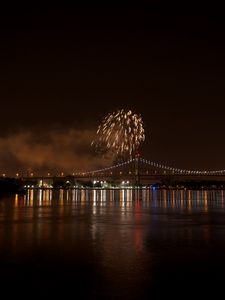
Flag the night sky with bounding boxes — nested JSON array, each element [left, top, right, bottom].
[[1, 4, 225, 174]]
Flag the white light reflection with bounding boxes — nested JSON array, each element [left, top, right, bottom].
[[38, 189, 43, 205], [127, 189, 132, 207], [93, 189, 97, 207], [92, 189, 97, 215], [121, 189, 125, 208], [100, 189, 106, 203], [72, 189, 76, 202]]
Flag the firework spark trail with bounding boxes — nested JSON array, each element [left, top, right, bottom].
[[92, 109, 145, 158]]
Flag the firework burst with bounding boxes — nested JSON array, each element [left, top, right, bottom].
[[92, 109, 145, 158]]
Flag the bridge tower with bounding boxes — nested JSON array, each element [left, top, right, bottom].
[[135, 153, 140, 186]]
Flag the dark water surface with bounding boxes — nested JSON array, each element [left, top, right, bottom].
[[0, 188, 225, 298]]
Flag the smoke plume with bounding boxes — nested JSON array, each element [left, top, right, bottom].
[[0, 129, 113, 176]]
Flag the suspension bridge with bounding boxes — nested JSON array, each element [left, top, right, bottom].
[[21, 156, 225, 188]]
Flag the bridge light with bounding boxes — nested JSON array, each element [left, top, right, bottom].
[[16, 173, 19, 177], [2, 173, 6, 177], [48, 173, 50, 176], [31, 173, 34, 176], [61, 172, 64, 176]]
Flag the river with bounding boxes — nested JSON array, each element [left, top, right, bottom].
[[0, 188, 224, 298]]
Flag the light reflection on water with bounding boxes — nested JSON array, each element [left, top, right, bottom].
[[13, 188, 225, 211], [1, 188, 225, 298]]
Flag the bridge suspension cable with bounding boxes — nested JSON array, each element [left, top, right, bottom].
[[73, 158, 135, 176], [140, 158, 225, 175]]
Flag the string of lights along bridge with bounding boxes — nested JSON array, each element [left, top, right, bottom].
[[72, 156, 225, 177]]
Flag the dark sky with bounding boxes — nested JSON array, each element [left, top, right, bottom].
[[1, 4, 225, 173]]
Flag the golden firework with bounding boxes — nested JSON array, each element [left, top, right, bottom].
[[92, 109, 145, 158]]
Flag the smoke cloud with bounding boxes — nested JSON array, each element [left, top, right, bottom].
[[0, 129, 113, 176]]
